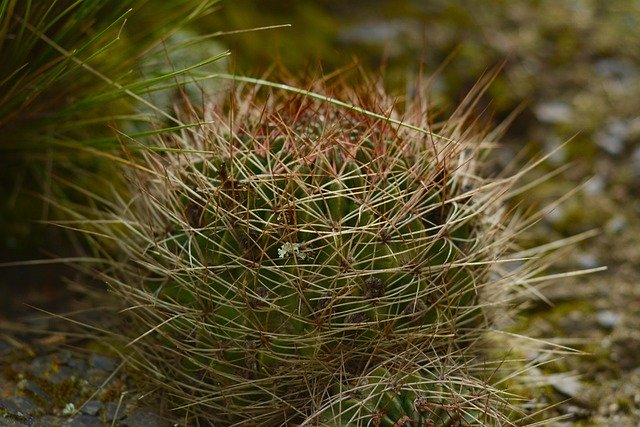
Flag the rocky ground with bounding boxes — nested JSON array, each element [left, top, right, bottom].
[[519, 220, 640, 426], [0, 315, 169, 427]]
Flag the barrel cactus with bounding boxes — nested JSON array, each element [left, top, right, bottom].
[[318, 365, 502, 426], [77, 78, 539, 425]]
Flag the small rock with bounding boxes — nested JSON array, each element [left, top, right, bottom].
[[88, 354, 117, 372], [583, 176, 605, 195], [605, 215, 627, 234], [548, 373, 583, 398], [103, 401, 126, 422], [594, 59, 636, 83], [37, 415, 66, 427], [66, 414, 105, 427], [79, 400, 102, 416], [0, 339, 12, 355], [595, 120, 630, 155], [577, 253, 599, 269], [65, 355, 88, 372], [121, 408, 170, 427], [534, 101, 573, 124], [21, 380, 51, 403], [596, 310, 621, 329]]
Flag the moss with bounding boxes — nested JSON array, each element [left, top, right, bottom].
[[18, 372, 80, 413]]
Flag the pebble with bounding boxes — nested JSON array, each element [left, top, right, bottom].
[[0, 340, 13, 356], [66, 415, 106, 427], [79, 400, 102, 416], [583, 176, 605, 195], [534, 101, 573, 124], [121, 408, 171, 427], [577, 253, 599, 269], [548, 373, 583, 398], [605, 215, 627, 234], [594, 59, 636, 84], [88, 354, 117, 372], [597, 310, 621, 329], [595, 119, 630, 155], [104, 401, 126, 422], [21, 380, 50, 402]]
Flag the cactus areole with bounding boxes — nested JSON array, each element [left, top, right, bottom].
[[104, 82, 519, 425]]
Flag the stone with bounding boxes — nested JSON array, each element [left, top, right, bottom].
[[121, 408, 170, 427], [79, 400, 102, 416], [103, 402, 126, 422], [66, 414, 104, 427], [596, 310, 621, 329], [88, 354, 117, 372]]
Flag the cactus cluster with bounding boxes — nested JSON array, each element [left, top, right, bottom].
[[79, 79, 532, 425]]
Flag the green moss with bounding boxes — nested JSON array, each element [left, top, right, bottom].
[[23, 373, 80, 411]]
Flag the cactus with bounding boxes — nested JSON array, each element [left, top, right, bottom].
[[317, 366, 500, 426], [74, 78, 536, 425]]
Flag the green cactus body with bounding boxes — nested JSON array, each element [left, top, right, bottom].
[[90, 84, 523, 425], [319, 367, 488, 426]]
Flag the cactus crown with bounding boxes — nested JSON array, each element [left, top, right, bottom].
[[78, 79, 529, 425]]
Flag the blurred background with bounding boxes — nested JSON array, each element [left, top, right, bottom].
[[1, 0, 639, 424]]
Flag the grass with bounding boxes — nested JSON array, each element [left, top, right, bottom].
[[0, 0, 222, 147], [0, 0, 228, 268]]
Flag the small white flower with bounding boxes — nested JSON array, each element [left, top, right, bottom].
[[278, 242, 307, 260], [62, 402, 75, 415]]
